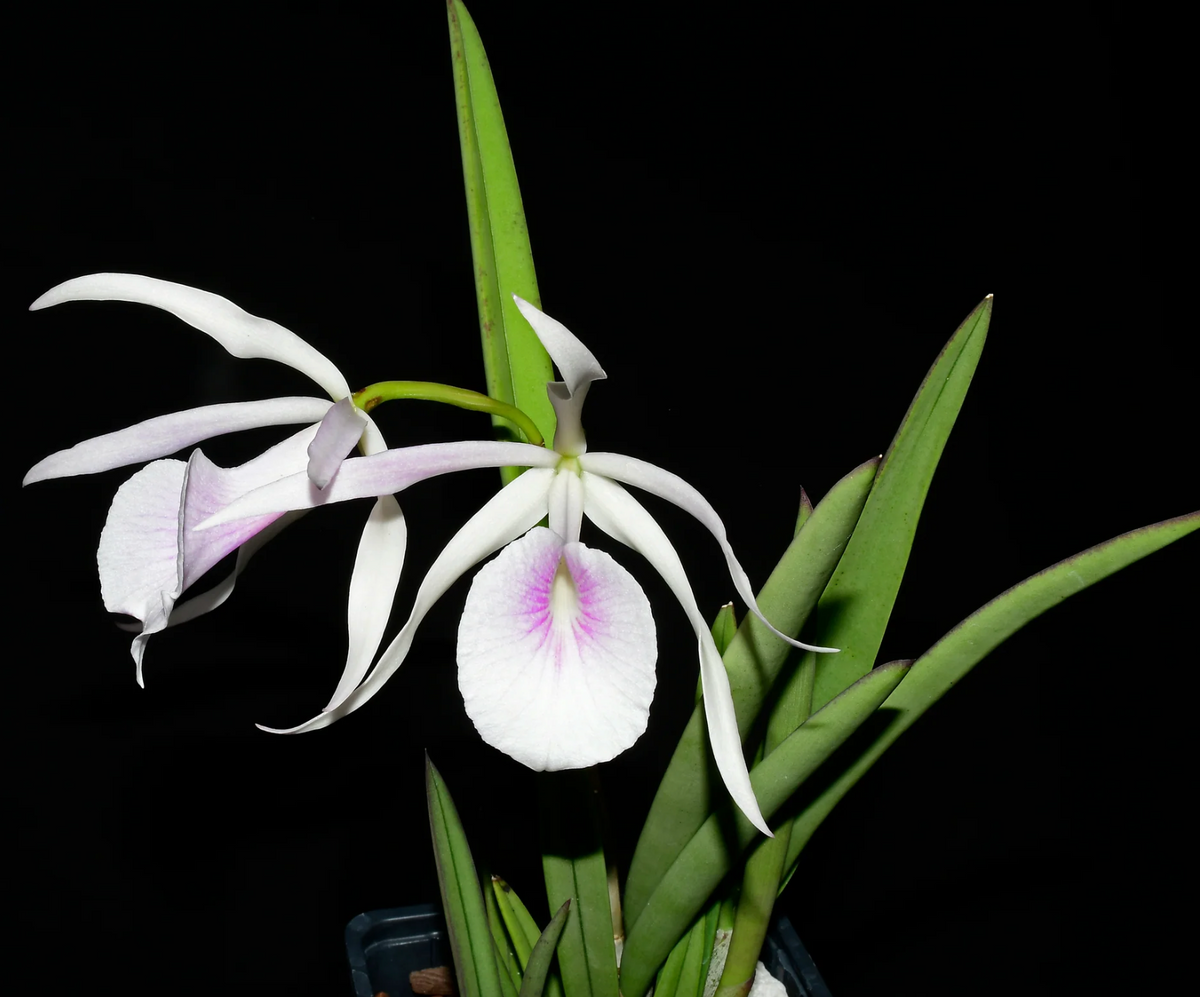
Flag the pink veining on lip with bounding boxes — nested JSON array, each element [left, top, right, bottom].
[[456, 524, 657, 772]]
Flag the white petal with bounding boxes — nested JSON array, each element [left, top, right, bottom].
[[458, 528, 657, 771], [31, 274, 351, 400], [579, 471, 772, 836], [579, 453, 839, 654], [197, 440, 559, 529], [511, 294, 607, 397], [97, 459, 188, 687], [258, 467, 557, 734], [329, 495, 407, 709], [23, 397, 334, 485], [306, 397, 366, 488]]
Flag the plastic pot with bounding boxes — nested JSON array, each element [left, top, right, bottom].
[[345, 904, 831, 997]]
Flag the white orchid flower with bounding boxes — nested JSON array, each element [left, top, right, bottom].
[[23, 274, 405, 687], [199, 294, 836, 834]]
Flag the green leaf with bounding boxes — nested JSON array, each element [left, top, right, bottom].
[[710, 603, 739, 657], [715, 617, 817, 997], [652, 923, 688, 997], [675, 910, 712, 997], [485, 878, 523, 997], [623, 458, 878, 932], [492, 876, 537, 969], [794, 487, 814, 535], [809, 296, 992, 711], [491, 877, 565, 997], [697, 604, 739, 704], [779, 509, 1200, 881], [427, 755, 504, 997], [696, 901, 722, 997], [447, 0, 555, 481], [519, 900, 573, 997], [655, 901, 721, 997], [539, 771, 619, 997], [620, 661, 913, 997]]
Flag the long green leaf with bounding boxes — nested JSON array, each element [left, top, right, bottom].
[[675, 910, 711, 997], [427, 755, 504, 997], [520, 900, 573, 997], [447, 0, 555, 481], [623, 458, 877, 931], [780, 509, 1200, 880], [492, 876, 537, 969], [653, 921, 689, 997], [491, 877, 565, 997], [809, 296, 992, 710], [484, 879, 522, 997], [539, 771, 619, 997], [620, 661, 913, 997], [716, 490, 819, 997]]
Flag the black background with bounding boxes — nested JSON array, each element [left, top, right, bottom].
[[11, 3, 1191, 995]]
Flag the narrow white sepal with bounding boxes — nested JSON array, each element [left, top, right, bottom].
[[23, 397, 334, 485], [197, 440, 559, 529], [30, 273, 352, 400], [328, 495, 407, 709], [512, 295, 606, 456], [580, 471, 772, 836], [579, 452, 839, 654], [257, 467, 557, 734], [511, 294, 607, 397]]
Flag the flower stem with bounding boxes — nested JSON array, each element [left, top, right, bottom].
[[353, 380, 545, 447]]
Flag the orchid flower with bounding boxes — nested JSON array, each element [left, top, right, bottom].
[[22, 274, 404, 687], [199, 295, 837, 833]]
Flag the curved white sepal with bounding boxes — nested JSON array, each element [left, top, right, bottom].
[[307, 397, 366, 488], [30, 273, 352, 400], [511, 294, 606, 397], [328, 495, 407, 709], [458, 528, 657, 771], [580, 453, 839, 654], [580, 471, 772, 836], [512, 295, 605, 456], [258, 467, 557, 734], [23, 397, 334, 485], [197, 440, 559, 529]]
